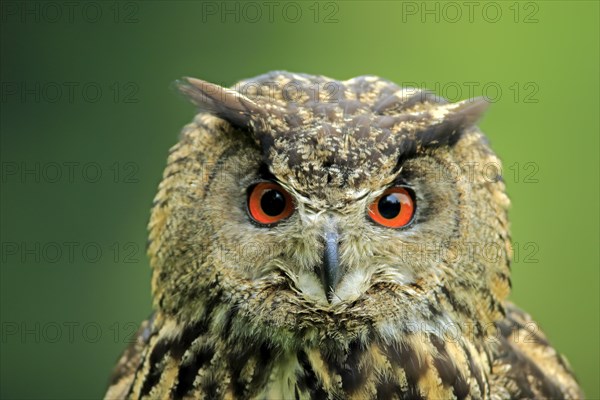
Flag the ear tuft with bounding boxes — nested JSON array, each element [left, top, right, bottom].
[[175, 77, 263, 130], [417, 97, 490, 148]]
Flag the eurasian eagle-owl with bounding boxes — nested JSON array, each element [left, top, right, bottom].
[[105, 71, 582, 399]]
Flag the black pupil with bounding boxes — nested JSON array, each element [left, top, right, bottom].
[[378, 194, 401, 219], [261, 189, 286, 216]]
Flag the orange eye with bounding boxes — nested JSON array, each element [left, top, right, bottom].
[[247, 182, 295, 225], [368, 187, 415, 228]]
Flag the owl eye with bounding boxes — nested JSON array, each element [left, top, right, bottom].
[[247, 182, 295, 225], [368, 187, 415, 228]]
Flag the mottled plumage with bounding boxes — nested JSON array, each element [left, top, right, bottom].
[[105, 72, 582, 399]]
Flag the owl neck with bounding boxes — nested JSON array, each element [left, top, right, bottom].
[[158, 273, 502, 355], [154, 264, 505, 351]]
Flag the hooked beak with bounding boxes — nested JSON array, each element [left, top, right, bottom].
[[320, 228, 342, 302]]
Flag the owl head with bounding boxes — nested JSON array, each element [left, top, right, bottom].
[[148, 72, 511, 345]]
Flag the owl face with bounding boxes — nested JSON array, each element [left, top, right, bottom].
[[149, 72, 511, 338], [204, 146, 462, 304]]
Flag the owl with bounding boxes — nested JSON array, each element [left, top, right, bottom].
[[105, 72, 583, 399]]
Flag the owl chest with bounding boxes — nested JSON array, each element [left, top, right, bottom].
[[172, 345, 302, 399], [135, 333, 487, 399], [242, 341, 488, 400]]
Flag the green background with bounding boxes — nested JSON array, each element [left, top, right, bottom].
[[1, 1, 598, 398]]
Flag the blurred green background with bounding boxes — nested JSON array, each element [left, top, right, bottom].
[[1, 1, 598, 398]]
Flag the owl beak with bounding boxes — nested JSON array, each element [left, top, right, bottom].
[[320, 229, 342, 302]]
